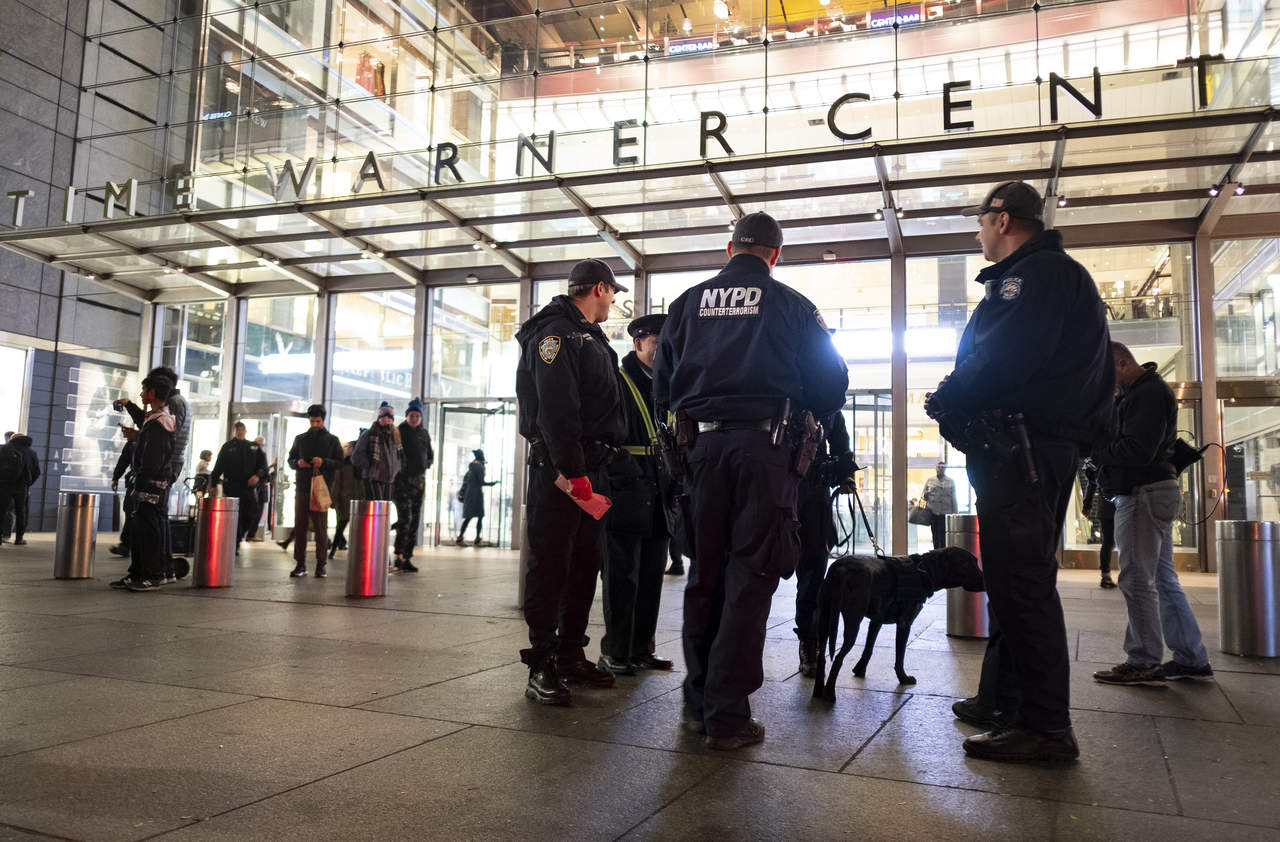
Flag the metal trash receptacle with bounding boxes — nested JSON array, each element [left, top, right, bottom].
[[54, 492, 99, 579], [346, 500, 391, 597], [193, 496, 238, 588], [1217, 520, 1279, 658], [945, 514, 989, 638]]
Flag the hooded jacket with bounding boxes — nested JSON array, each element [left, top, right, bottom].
[[515, 295, 625, 477], [132, 408, 176, 491], [1094, 362, 1178, 496], [0, 435, 38, 487]]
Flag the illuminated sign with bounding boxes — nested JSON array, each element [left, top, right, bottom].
[[201, 110, 233, 120], [869, 6, 922, 28], [667, 37, 716, 56]]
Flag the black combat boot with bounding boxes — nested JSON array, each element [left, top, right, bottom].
[[526, 656, 571, 706], [798, 639, 819, 678]]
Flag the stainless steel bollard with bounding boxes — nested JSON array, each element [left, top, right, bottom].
[[945, 514, 989, 638], [54, 492, 99, 579], [193, 496, 238, 588], [346, 500, 391, 597], [1217, 521, 1279, 658]]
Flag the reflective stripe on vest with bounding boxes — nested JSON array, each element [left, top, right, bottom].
[[618, 366, 658, 457]]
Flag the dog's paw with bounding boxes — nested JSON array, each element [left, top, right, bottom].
[[851, 666, 866, 678], [821, 686, 837, 703], [896, 674, 917, 686]]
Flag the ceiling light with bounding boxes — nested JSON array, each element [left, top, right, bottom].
[[873, 210, 882, 220], [713, 0, 730, 20], [1057, 196, 1067, 207], [472, 242, 483, 250], [1235, 183, 1246, 195], [895, 209, 904, 219], [85, 273, 95, 280], [822, 249, 837, 261], [682, 17, 692, 31], [465, 273, 479, 284], [819, 0, 830, 6], [1208, 185, 1220, 197]]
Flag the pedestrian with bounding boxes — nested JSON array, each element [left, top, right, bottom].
[[109, 374, 176, 591], [653, 211, 849, 750], [929, 181, 1114, 763], [515, 257, 627, 705], [1091, 343, 1213, 685], [329, 441, 358, 560], [0, 433, 40, 546], [194, 449, 213, 497], [921, 461, 958, 550], [393, 397, 433, 571], [285, 404, 343, 578], [1081, 461, 1117, 589], [353, 402, 403, 502], [109, 439, 136, 557], [455, 450, 496, 546], [209, 421, 269, 554], [121, 366, 190, 581], [599, 314, 676, 676]]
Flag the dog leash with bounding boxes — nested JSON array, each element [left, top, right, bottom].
[[830, 486, 886, 558]]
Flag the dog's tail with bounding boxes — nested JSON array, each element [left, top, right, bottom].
[[812, 564, 839, 698]]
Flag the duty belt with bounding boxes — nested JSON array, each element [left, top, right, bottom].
[[696, 419, 772, 433]]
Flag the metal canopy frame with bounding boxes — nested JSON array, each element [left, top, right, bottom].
[[1, 108, 1277, 303]]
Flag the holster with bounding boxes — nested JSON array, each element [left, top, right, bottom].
[[790, 412, 823, 478], [657, 410, 695, 480]]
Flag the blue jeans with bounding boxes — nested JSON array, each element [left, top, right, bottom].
[[1114, 479, 1209, 668]]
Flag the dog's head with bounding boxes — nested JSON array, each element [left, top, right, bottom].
[[916, 546, 985, 592]]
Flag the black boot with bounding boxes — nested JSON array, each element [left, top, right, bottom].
[[798, 639, 819, 678], [525, 657, 571, 706]]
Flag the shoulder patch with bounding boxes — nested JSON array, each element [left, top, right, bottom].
[[814, 309, 829, 331], [998, 277, 1023, 301], [538, 335, 562, 364]]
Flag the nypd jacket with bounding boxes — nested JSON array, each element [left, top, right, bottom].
[[209, 437, 268, 497], [654, 254, 849, 420], [932, 230, 1114, 448], [515, 295, 625, 478], [1094, 363, 1178, 496]]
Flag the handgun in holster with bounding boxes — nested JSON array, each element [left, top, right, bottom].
[[927, 395, 1038, 485], [789, 409, 823, 478], [528, 439, 550, 468], [657, 409, 696, 480]]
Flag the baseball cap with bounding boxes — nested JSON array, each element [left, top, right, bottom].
[[567, 258, 628, 293], [731, 211, 783, 249], [627, 313, 666, 339], [961, 181, 1044, 222]]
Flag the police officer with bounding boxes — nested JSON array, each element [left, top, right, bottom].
[[209, 421, 269, 554], [654, 212, 848, 750], [599, 313, 676, 676], [928, 181, 1113, 763], [794, 410, 857, 677], [515, 258, 627, 705]]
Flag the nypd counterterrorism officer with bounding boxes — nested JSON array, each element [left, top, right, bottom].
[[515, 258, 627, 705], [654, 212, 849, 750], [599, 314, 676, 676], [209, 421, 269, 553], [928, 181, 1113, 763], [795, 409, 857, 677]]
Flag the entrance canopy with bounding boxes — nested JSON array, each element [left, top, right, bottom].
[[1, 107, 1276, 303]]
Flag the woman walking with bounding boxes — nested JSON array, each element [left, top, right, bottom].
[[456, 449, 496, 546]]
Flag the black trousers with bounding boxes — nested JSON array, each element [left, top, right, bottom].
[[930, 513, 947, 550], [793, 477, 832, 644], [683, 429, 799, 738], [237, 491, 260, 545], [602, 505, 670, 661], [393, 473, 425, 559], [0, 483, 28, 539], [968, 439, 1078, 733], [522, 463, 609, 663], [1098, 515, 1115, 575], [128, 500, 166, 581]]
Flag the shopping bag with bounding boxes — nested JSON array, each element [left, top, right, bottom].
[[907, 503, 932, 525], [310, 468, 332, 512]]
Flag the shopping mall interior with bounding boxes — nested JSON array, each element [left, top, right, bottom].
[[0, 0, 1278, 838]]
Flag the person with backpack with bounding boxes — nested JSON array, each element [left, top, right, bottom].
[[110, 374, 176, 591], [0, 433, 39, 546]]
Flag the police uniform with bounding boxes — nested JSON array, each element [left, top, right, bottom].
[[600, 314, 674, 675], [515, 258, 627, 704], [209, 433, 269, 550], [654, 213, 849, 744], [931, 182, 1113, 749]]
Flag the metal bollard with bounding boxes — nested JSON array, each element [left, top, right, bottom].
[[945, 514, 989, 638], [193, 496, 238, 588], [346, 500, 391, 597], [54, 492, 99, 579], [1217, 521, 1279, 658]]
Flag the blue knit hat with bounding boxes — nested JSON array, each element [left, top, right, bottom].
[[377, 401, 394, 419], [407, 397, 425, 415]]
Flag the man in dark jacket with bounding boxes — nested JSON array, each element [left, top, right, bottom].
[[654, 212, 849, 750], [110, 374, 175, 591], [122, 366, 190, 580], [210, 421, 269, 554], [0, 433, 40, 546], [110, 440, 136, 556], [599, 314, 676, 676], [515, 257, 627, 706], [930, 181, 1114, 763], [285, 404, 343, 578], [1092, 343, 1212, 686], [393, 397, 434, 572]]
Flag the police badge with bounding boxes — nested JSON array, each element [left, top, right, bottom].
[[538, 335, 561, 364], [998, 277, 1023, 300]]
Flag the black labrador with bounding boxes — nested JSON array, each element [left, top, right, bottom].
[[812, 546, 984, 702]]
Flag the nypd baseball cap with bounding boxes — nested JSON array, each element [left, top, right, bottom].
[[731, 211, 784, 249], [567, 258, 628, 293], [961, 181, 1044, 222]]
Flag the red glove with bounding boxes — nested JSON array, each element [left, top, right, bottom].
[[567, 475, 593, 501]]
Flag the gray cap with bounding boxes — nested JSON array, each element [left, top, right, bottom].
[[961, 181, 1044, 222], [567, 258, 628, 293], [731, 211, 783, 249]]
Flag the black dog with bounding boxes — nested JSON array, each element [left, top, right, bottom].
[[812, 546, 984, 701]]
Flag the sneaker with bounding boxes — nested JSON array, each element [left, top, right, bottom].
[[705, 718, 765, 751], [400, 560, 419, 573], [126, 578, 163, 592], [315, 565, 327, 579], [1158, 660, 1214, 681], [454, 537, 465, 546], [1099, 574, 1117, 589], [163, 574, 177, 584], [1092, 662, 1166, 686], [109, 576, 135, 590], [289, 566, 308, 578]]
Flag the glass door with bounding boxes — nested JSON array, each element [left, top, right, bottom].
[[1220, 387, 1280, 524], [837, 390, 893, 556], [228, 402, 311, 539], [432, 400, 516, 547]]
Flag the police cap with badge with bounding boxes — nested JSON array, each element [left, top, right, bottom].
[[627, 313, 666, 339], [567, 258, 629, 295], [962, 181, 1045, 303]]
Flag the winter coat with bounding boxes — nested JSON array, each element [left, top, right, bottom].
[[398, 421, 434, 475], [461, 460, 494, 519], [287, 427, 344, 494], [330, 455, 360, 516], [353, 425, 403, 485]]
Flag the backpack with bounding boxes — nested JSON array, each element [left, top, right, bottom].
[[0, 446, 24, 484]]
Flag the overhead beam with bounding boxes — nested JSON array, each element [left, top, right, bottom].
[[91, 230, 235, 298], [1041, 126, 1069, 228], [3, 240, 154, 302], [705, 163, 745, 221], [873, 147, 904, 256], [422, 195, 529, 279], [1197, 108, 1274, 236], [187, 220, 325, 293], [557, 181, 644, 271], [298, 210, 422, 286]]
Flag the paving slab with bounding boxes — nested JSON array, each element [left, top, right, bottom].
[[0, 664, 77, 692], [313, 611, 528, 649], [1071, 660, 1242, 722], [0, 620, 223, 666], [1158, 717, 1280, 828], [1214, 671, 1280, 727]]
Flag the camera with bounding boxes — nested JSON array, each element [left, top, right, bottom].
[[112, 399, 126, 412]]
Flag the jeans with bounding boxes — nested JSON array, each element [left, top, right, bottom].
[[1115, 479, 1209, 668]]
